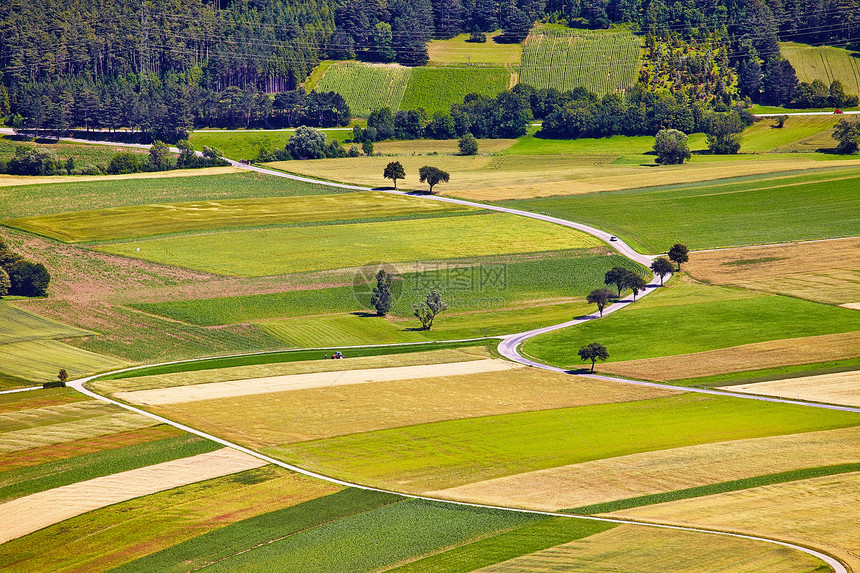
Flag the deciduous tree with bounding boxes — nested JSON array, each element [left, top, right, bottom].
[[370, 269, 394, 315], [650, 258, 673, 285], [419, 166, 450, 193], [413, 290, 448, 329], [384, 161, 406, 188], [578, 342, 609, 372], [833, 118, 860, 154], [668, 243, 689, 270], [654, 129, 690, 164], [587, 288, 613, 317], [458, 133, 478, 155]]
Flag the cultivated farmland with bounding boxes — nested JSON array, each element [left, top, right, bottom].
[[782, 42, 860, 99], [520, 27, 641, 95], [315, 63, 411, 117], [399, 66, 513, 114]]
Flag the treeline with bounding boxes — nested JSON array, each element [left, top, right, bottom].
[[0, 238, 50, 298], [0, 141, 227, 176], [8, 75, 351, 141]]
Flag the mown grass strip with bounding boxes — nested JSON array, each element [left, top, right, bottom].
[[388, 517, 615, 573], [566, 463, 860, 515], [95, 339, 494, 381], [0, 433, 219, 502], [109, 489, 401, 573]]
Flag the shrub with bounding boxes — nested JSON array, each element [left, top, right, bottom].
[[7, 260, 50, 297], [654, 129, 690, 164], [458, 133, 479, 155], [288, 126, 328, 159], [108, 152, 144, 174]]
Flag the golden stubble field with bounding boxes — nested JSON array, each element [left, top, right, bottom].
[[609, 472, 860, 572], [685, 237, 860, 304]]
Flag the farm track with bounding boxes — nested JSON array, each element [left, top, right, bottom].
[[17, 135, 856, 572]]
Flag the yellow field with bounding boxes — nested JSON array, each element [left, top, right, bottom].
[[269, 155, 860, 200], [150, 367, 677, 447], [93, 347, 491, 395], [598, 331, 860, 381], [723, 370, 860, 407], [116, 359, 519, 406], [610, 472, 860, 572], [476, 523, 826, 572], [0, 166, 238, 188], [1, 339, 128, 382], [686, 238, 860, 304], [373, 138, 517, 156], [0, 411, 156, 453], [0, 448, 265, 544], [427, 426, 860, 510]]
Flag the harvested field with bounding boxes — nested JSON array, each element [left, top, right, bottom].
[[428, 426, 860, 511], [476, 523, 825, 572], [0, 425, 183, 473], [94, 347, 491, 394], [373, 138, 517, 156], [598, 331, 860, 381], [685, 238, 860, 304], [118, 359, 520, 406], [274, 154, 860, 201], [4, 191, 474, 243], [0, 410, 157, 453], [0, 388, 87, 414], [0, 466, 340, 573], [0, 447, 265, 544], [1, 400, 123, 432], [723, 370, 860, 407], [150, 367, 677, 446], [0, 166, 238, 188], [0, 339, 128, 381], [610, 472, 860, 572]]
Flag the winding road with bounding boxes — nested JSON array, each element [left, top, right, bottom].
[[12, 134, 854, 571]]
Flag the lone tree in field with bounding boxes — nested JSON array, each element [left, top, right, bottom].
[[57, 369, 68, 383], [668, 244, 689, 271], [654, 129, 691, 165], [578, 342, 609, 373], [833, 118, 860, 154], [587, 288, 613, 317], [383, 161, 405, 188], [458, 133, 478, 156], [419, 166, 450, 193], [370, 269, 394, 316], [604, 267, 634, 297], [650, 258, 674, 286], [625, 273, 648, 301], [413, 290, 447, 330]]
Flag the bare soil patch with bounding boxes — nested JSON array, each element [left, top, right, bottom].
[[428, 426, 860, 511], [598, 331, 860, 381], [476, 524, 823, 572], [610, 472, 860, 573], [117, 359, 521, 405], [723, 370, 860, 407], [0, 447, 265, 544], [686, 238, 860, 304], [151, 368, 677, 446]]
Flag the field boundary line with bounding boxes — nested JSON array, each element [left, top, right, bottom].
[[0, 386, 42, 395]]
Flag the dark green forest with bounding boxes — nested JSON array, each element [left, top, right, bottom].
[[0, 0, 857, 139]]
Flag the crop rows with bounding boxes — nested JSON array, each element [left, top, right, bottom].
[[521, 28, 641, 95], [315, 63, 411, 117], [399, 67, 512, 114]]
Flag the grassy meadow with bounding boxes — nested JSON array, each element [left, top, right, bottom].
[[189, 129, 353, 162], [427, 31, 523, 66], [502, 168, 860, 252], [782, 42, 860, 97], [521, 280, 860, 370], [98, 212, 601, 276]]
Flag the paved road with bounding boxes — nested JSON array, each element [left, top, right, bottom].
[[19, 134, 853, 571], [754, 111, 860, 116]]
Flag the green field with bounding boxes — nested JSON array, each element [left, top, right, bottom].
[[523, 280, 860, 368], [400, 67, 513, 115], [782, 42, 860, 97], [1, 339, 128, 382], [428, 31, 523, 66], [99, 212, 602, 276], [0, 302, 92, 344], [502, 168, 860, 252], [0, 136, 148, 165], [0, 171, 345, 219], [189, 129, 353, 162], [520, 27, 641, 95], [315, 63, 411, 117], [270, 392, 860, 492], [131, 250, 640, 324], [0, 433, 219, 502], [5, 192, 475, 243], [739, 115, 845, 153]]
